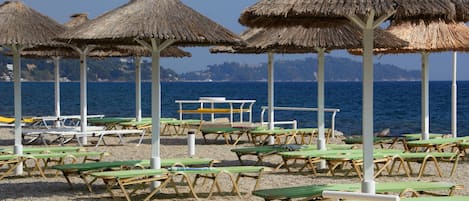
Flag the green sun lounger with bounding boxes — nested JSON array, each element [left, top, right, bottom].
[[52, 157, 218, 192], [87, 117, 134, 129], [200, 127, 244, 145], [403, 196, 469, 201], [0, 151, 108, 178], [401, 133, 446, 140], [90, 165, 271, 201], [249, 128, 318, 145], [0, 146, 85, 155], [161, 119, 202, 136], [252, 181, 462, 201], [406, 136, 469, 152], [91, 168, 171, 201]]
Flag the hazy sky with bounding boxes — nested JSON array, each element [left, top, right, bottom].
[[20, 0, 469, 80]]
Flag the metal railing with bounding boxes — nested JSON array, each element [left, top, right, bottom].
[[260, 106, 340, 137]]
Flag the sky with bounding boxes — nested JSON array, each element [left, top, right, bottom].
[[20, 0, 469, 80]]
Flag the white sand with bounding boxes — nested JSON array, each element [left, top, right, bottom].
[[0, 127, 468, 201]]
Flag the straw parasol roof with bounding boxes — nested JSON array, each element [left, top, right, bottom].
[[211, 20, 408, 54], [16, 13, 191, 58], [55, 0, 242, 46], [239, 0, 459, 27], [0, 1, 65, 46], [349, 19, 469, 54]]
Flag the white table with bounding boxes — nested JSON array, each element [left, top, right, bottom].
[[176, 97, 255, 123]]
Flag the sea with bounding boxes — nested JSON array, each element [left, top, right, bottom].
[[0, 81, 468, 136]]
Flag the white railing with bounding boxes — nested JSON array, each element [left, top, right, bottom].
[[260, 106, 340, 137], [260, 120, 297, 129], [322, 191, 400, 201]]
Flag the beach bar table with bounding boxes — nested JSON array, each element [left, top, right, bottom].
[[176, 97, 255, 123]]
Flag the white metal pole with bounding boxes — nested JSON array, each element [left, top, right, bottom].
[[451, 52, 457, 138], [421, 52, 430, 140], [317, 48, 326, 150], [12, 45, 23, 175], [79, 50, 88, 145], [150, 39, 162, 172], [53, 56, 61, 127], [267, 52, 275, 145], [135, 56, 142, 122], [361, 15, 375, 194]]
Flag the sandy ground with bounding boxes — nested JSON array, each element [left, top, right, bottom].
[[1, 127, 468, 201]]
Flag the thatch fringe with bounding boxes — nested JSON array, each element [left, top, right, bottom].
[[0, 1, 65, 46], [56, 0, 242, 46], [349, 19, 469, 54], [240, 0, 458, 27], [211, 20, 407, 54], [18, 12, 190, 58]]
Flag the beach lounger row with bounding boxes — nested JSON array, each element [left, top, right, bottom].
[[279, 149, 461, 179], [249, 128, 332, 145], [0, 151, 109, 180], [342, 133, 447, 150], [51, 157, 219, 192], [231, 144, 355, 167], [252, 181, 463, 201], [90, 165, 271, 201]]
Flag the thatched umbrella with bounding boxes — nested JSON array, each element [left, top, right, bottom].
[[351, 19, 469, 140], [211, 23, 407, 152], [55, 0, 241, 179], [239, 0, 457, 193], [0, 0, 65, 175], [16, 13, 190, 127]]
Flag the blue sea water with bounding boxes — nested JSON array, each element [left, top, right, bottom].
[[0, 81, 468, 136]]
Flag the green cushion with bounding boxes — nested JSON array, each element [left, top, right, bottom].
[[165, 119, 201, 126], [253, 181, 456, 200], [342, 136, 394, 144], [201, 127, 241, 134], [407, 136, 469, 146], [23, 151, 106, 159], [393, 152, 458, 159], [0, 146, 84, 154], [91, 169, 169, 179], [168, 166, 269, 174], [52, 158, 215, 172], [87, 117, 133, 125], [401, 133, 445, 140]]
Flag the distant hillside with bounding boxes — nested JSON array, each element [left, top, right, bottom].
[[0, 53, 419, 82], [180, 56, 420, 82], [0, 54, 180, 82]]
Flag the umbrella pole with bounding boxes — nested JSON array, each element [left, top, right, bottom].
[[317, 48, 327, 169], [451, 52, 457, 138], [136, 38, 174, 189], [135, 56, 142, 122], [421, 52, 430, 140], [12, 45, 24, 175], [349, 11, 393, 194], [267, 52, 275, 144], [70, 45, 94, 145], [53, 56, 61, 127], [316, 48, 326, 151]]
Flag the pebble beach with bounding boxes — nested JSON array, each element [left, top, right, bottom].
[[1, 127, 468, 201]]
